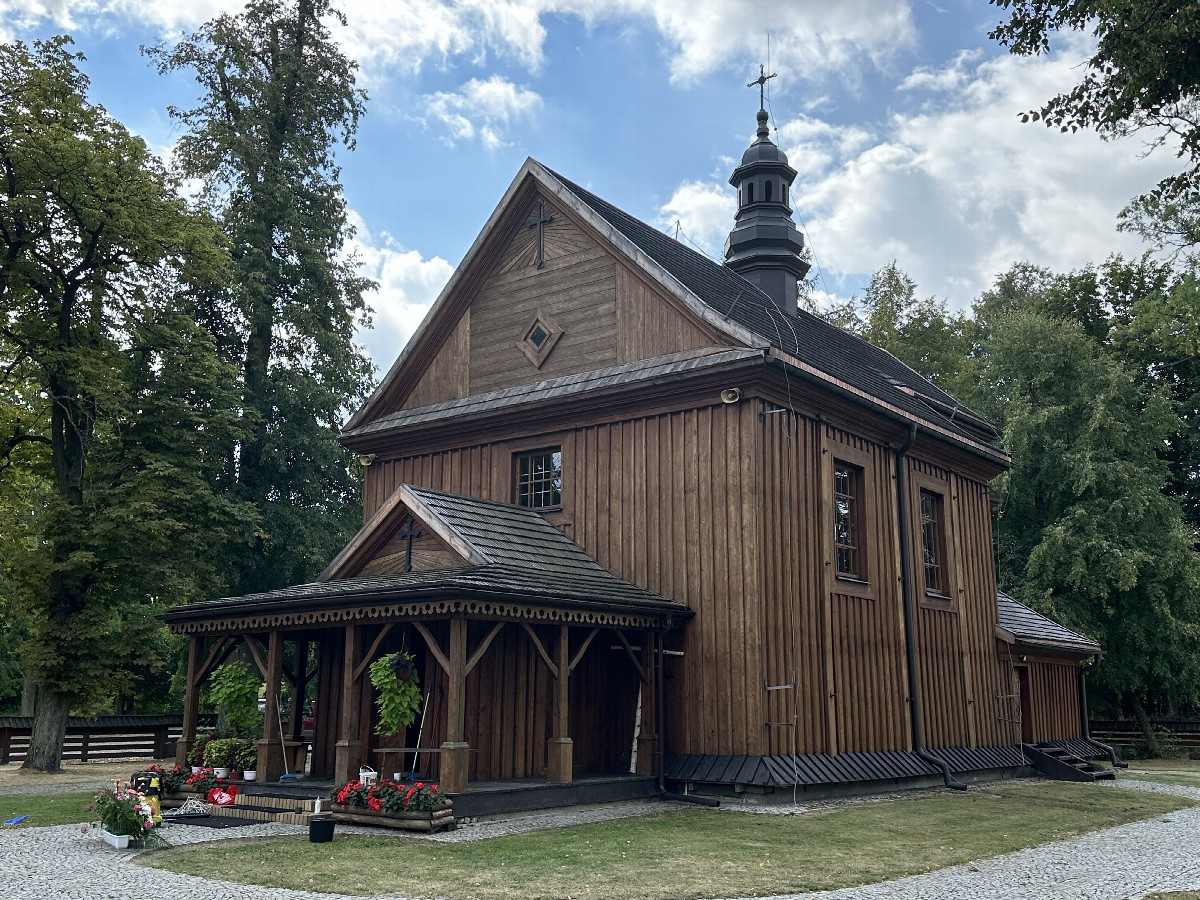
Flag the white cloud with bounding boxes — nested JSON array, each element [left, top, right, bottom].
[[661, 42, 1179, 309], [4, 0, 917, 86], [657, 180, 735, 256], [348, 212, 454, 367], [423, 75, 542, 150]]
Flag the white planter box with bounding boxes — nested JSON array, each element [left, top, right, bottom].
[[102, 831, 131, 850]]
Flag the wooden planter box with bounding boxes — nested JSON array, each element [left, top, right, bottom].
[[330, 801, 454, 833]]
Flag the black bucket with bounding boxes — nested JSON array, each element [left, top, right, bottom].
[[308, 816, 335, 843]]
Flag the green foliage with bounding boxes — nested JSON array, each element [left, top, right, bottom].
[[810, 262, 977, 402], [368, 653, 422, 736], [187, 731, 217, 767], [88, 782, 168, 846], [207, 661, 262, 730], [203, 736, 244, 769], [990, 0, 1200, 237], [146, 0, 376, 596], [0, 37, 254, 767], [977, 262, 1200, 714], [234, 738, 259, 771]]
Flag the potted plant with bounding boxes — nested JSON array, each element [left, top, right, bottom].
[[184, 767, 227, 794], [235, 739, 259, 781], [87, 782, 168, 849], [203, 738, 239, 778], [187, 731, 216, 772], [369, 652, 422, 736], [329, 778, 453, 832]]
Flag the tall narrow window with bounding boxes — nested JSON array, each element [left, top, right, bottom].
[[515, 448, 562, 509], [746, 183, 754, 204], [833, 461, 865, 579], [920, 489, 946, 594], [764, 180, 773, 201]]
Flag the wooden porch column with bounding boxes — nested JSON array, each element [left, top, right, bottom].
[[257, 631, 286, 780], [547, 624, 573, 783], [176, 635, 202, 766], [440, 616, 470, 793], [289, 639, 309, 742], [334, 625, 363, 784], [635, 630, 658, 776]]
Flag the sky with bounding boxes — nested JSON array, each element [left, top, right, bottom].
[[2, 0, 1178, 371]]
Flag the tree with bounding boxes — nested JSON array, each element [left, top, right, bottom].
[[990, 0, 1200, 240], [0, 38, 249, 770], [982, 308, 1200, 744], [808, 262, 977, 401], [147, 0, 376, 596]]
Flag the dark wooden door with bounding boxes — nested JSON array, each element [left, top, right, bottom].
[[1015, 666, 1033, 744]]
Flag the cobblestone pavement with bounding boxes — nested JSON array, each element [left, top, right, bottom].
[[0, 780, 1196, 899]]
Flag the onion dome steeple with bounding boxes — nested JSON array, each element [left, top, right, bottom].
[[724, 69, 809, 315]]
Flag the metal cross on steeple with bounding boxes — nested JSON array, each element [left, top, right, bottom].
[[525, 199, 554, 269], [748, 65, 776, 111], [397, 513, 422, 574]]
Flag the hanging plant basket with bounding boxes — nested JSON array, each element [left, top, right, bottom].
[[370, 652, 422, 735], [390, 650, 416, 682]]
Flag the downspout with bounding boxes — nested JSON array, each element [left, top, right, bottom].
[[655, 628, 720, 807], [896, 422, 967, 790], [1078, 661, 1127, 769]]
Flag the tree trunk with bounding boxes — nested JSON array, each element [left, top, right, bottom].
[[21, 689, 71, 772], [19, 680, 39, 716], [1129, 692, 1160, 757]]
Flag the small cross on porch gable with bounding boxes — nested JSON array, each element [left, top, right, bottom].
[[525, 198, 554, 269], [397, 513, 422, 574]]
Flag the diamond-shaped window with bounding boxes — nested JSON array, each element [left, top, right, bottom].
[[517, 312, 563, 368]]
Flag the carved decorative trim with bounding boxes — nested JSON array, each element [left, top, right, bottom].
[[168, 598, 671, 635]]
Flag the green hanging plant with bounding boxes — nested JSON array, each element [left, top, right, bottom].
[[208, 661, 263, 729], [369, 651, 422, 736]]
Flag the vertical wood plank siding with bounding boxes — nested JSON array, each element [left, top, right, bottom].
[[365, 399, 1020, 775]]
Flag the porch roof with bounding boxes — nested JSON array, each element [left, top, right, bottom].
[[164, 486, 692, 630], [996, 592, 1101, 656]]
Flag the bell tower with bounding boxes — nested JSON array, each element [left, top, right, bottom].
[[724, 69, 809, 315]]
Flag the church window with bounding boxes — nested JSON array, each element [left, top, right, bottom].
[[764, 180, 773, 201], [782, 183, 788, 205], [515, 449, 563, 509], [517, 311, 563, 368], [833, 461, 865, 579], [920, 489, 947, 595], [746, 183, 754, 204]]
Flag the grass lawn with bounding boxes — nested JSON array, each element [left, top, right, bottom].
[[1126, 758, 1200, 773], [143, 782, 1191, 900], [1124, 772, 1200, 789], [0, 790, 96, 827]]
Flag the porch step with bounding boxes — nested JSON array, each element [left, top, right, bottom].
[[448, 774, 658, 818], [207, 792, 324, 826], [1023, 743, 1116, 782]]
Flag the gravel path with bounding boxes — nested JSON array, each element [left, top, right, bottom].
[[0, 780, 1196, 899]]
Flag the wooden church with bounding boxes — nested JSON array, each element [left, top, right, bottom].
[[167, 97, 1115, 801]]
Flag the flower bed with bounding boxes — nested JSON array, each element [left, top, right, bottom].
[[329, 779, 454, 832], [87, 782, 168, 849]]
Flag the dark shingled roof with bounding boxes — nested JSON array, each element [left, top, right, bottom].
[[997, 592, 1101, 655], [548, 168, 1001, 450], [165, 487, 690, 624], [344, 347, 762, 440]]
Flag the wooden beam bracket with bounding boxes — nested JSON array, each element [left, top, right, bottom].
[[465, 623, 506, 676], [353, 624, 396, 683], [568, 628, 601, 674], [414, 622, 451, 675], [521, 623, 559, 678]]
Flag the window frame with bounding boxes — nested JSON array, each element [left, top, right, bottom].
[[833, 460, 866, 581], [513, 446, 564, 511], [910, 470, 956, 610], [823, 438, 876, 599]]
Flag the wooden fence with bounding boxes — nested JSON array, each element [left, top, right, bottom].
[[0, 714, 217, 765], [1089, 720, 1200, 750]]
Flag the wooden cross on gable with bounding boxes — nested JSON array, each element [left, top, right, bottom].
[[397, 513, 422, 574], [526, 199, 554, 269]]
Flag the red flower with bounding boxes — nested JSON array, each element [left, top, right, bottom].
[[367, 797, 382, 811]]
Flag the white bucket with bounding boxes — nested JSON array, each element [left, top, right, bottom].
[[358, 766, 377, 786]]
